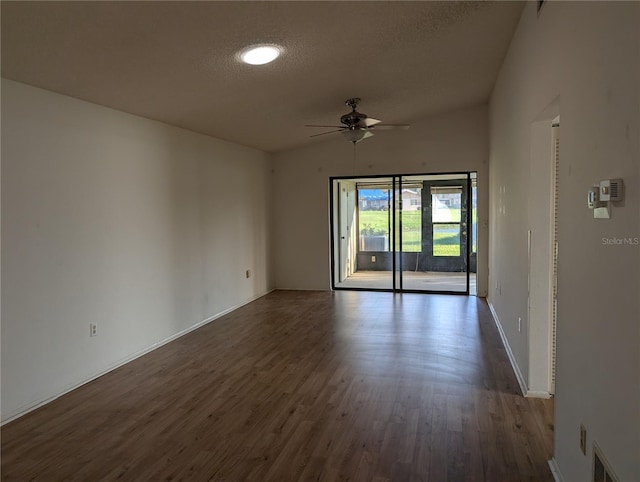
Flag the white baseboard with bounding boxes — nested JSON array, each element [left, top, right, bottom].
[[527, 390, 552, 399], [548, 458, 564, 482], [488, 301, 528, 397], [1, 289, 275, 425], [487, 303, 553, 399]]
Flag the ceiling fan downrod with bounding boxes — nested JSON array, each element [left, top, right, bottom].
[[341, 98, 367, 128]]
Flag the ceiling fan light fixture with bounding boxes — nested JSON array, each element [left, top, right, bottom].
[[238, 44, 282, 65], [342, 129, 374, 144]]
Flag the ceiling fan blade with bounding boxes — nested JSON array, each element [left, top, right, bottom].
[[305, 124, 345, 128], [310, 129, 345, 138], [355, 117, 381, 128], [371, 124, 411, 130]]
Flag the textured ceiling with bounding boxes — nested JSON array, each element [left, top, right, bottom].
[[1, 1, 524, 153]]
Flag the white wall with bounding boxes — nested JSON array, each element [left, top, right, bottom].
[[273, 105, 489, 293], [489, 2, 639, 480], [1, 79, 274, 421]]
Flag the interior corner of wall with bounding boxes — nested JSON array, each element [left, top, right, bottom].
[[487, 301, 529, 397]]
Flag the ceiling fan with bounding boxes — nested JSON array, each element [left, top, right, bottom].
[[306, 98, 410, 144]]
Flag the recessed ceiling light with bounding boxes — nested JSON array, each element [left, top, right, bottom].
[[239, 44, 282, 65]]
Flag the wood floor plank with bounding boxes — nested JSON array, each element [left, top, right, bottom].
[[1, 291, 554, 481]]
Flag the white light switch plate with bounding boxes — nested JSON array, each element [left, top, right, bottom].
[[594, 206, 610, 219]]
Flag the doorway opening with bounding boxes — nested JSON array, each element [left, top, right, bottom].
[[330, 172, 477, 294]]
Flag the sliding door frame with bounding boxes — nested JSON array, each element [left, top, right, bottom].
[[329, 171, 474, 295]]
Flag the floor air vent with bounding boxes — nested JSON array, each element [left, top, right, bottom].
[[593, 442, 619, 482]]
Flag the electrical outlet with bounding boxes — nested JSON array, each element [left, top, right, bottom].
[[518, 317, 522, 332], [372, 255, 376, 262], [245, 270, 251, 279], [89, 323, 97, 337], [580, 424, 587, 455]]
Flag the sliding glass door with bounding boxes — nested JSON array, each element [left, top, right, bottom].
[[331, 173, 474, 294]]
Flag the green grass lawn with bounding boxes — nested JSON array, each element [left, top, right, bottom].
[[359, 210, 462, 255], [359, 210, 421, 233]]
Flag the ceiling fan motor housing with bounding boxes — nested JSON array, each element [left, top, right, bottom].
[[341, 98, 365, 128], [340, 111, 367, 129]]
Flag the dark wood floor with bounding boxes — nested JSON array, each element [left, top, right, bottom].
[[1, 290, 554, 481]]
